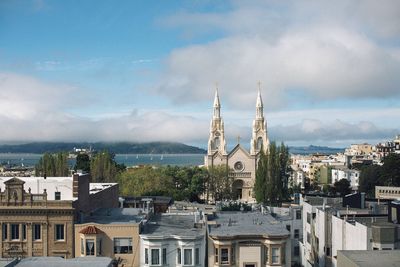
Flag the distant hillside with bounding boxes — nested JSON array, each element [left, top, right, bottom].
[[289, 145, 344, 155], [0, 142, 206, 154]]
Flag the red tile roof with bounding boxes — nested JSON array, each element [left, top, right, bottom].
[[79, 225, 103, 234]]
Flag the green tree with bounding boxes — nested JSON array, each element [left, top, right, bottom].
[[333, 179, 351, 196], [208, 165, 233, 201], [74, 153, 91, 173], [254, 147, 268, 203], [35, 152, 69, 177], [380, 154, 400, 186], [253, 142, 291, 206], [359, 165, 382, 197], [90, 151, 121, 182]]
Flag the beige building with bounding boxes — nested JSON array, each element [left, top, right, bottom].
[[0, 177, 74, 259], [0, 174, 119, 260], [204, 88, 269, 203], [75, 208, 145, 267], [345, 144, 373, 156], [207, 212, 291, 267], [375, 186, 400, 200]]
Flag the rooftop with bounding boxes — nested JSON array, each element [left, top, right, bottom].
[[208, 212, 290, 238], [81, 208, 145, 224], [141, 214, 205, 238], [338, 250, 400, 267], [16, 257, 113, 267], [0, 176, 75, 200]]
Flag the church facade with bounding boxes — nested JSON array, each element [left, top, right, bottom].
[[204, 88, 269, 203]]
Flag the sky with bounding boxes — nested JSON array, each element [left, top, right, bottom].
[[0, 0, 399, 148]]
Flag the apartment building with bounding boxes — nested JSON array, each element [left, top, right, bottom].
[[0, 174, 119, 259], [140, 213, 206, 267], [331, 167, 360, 189], [266, 205, 303, 265], [0, 177, 74, 259], [207, 212, 291, 267], [75, 208, 145, 267]]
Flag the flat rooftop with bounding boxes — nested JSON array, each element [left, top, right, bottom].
[[141, 214, 205, 238], [81, 208, 145, 224], [89, 183, 117, 195], [0, 177, 117, 201], [16, 256, 113, 267], [208, 212, 289, 238], [338, 250, 400, 267], [0, 176, 75, 201]]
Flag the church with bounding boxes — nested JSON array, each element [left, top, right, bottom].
[[204, 87, 270, 203]]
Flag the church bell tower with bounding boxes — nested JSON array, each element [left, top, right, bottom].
[[250, 84, 269, 155], [207, 88, 227, 155]]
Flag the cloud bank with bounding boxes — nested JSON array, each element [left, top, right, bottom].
[[155, 0, 400, 109]]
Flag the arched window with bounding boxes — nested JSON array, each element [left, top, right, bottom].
[[212, 137, 220, 150], [257, 137, 263, 150]]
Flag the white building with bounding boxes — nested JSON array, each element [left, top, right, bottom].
[[267, 205, 303, 265], [331, 167, 360, 189], [140, 213, 206, 267]]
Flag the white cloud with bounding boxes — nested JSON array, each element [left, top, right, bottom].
[[155, 0, 400, 109]]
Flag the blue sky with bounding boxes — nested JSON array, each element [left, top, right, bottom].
[[0, 0, 399, 148]]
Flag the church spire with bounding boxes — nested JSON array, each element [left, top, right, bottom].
[[250, 83, 269, 155], [213, 88, 221, 118], [256, 82, 263, 119], [207, 86, 227, 156]]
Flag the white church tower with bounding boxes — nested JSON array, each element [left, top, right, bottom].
[[250, 85, 269, 155], [207, 88, 227, 156]]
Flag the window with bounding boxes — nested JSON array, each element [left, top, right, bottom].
[[55, 224, 64, 240], [307, 212, 311, 224], [177, 248, 182, 264], [221, 248, 229, 264], [11, 224, 19, 240], [151, 249, 160, 265], [294, 246, 300, 256], [214, 248, 218, 263], [195, 248, 200, 265], [86, 239, 95, 256], [296, 210, 302, 220], [55, 191, 61, 200], [286, 225, 291, 231], [272, 247, 280, 264], [326, 247, 330, 256], [184, 249, 192, 265], [81, 238, 84, 255], [294, 229, 299, 239], [22, 224, 26, 240], [162, 248, 167, 265], [145, 248, 149, 264], [33, 224, 41, 240], [307, 232, 311, 244], [114, 238, 132, 254], [2, 224, 7, 240]]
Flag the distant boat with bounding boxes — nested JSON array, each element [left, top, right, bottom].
[[136, 154, 139, 159], [160, 154, 163, 160]]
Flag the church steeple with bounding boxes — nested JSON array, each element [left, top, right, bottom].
[[213, 88, 221, 118], [250, 83, 269, 155], [256, 85, 263, 119], [207, 87, 227, 156]]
